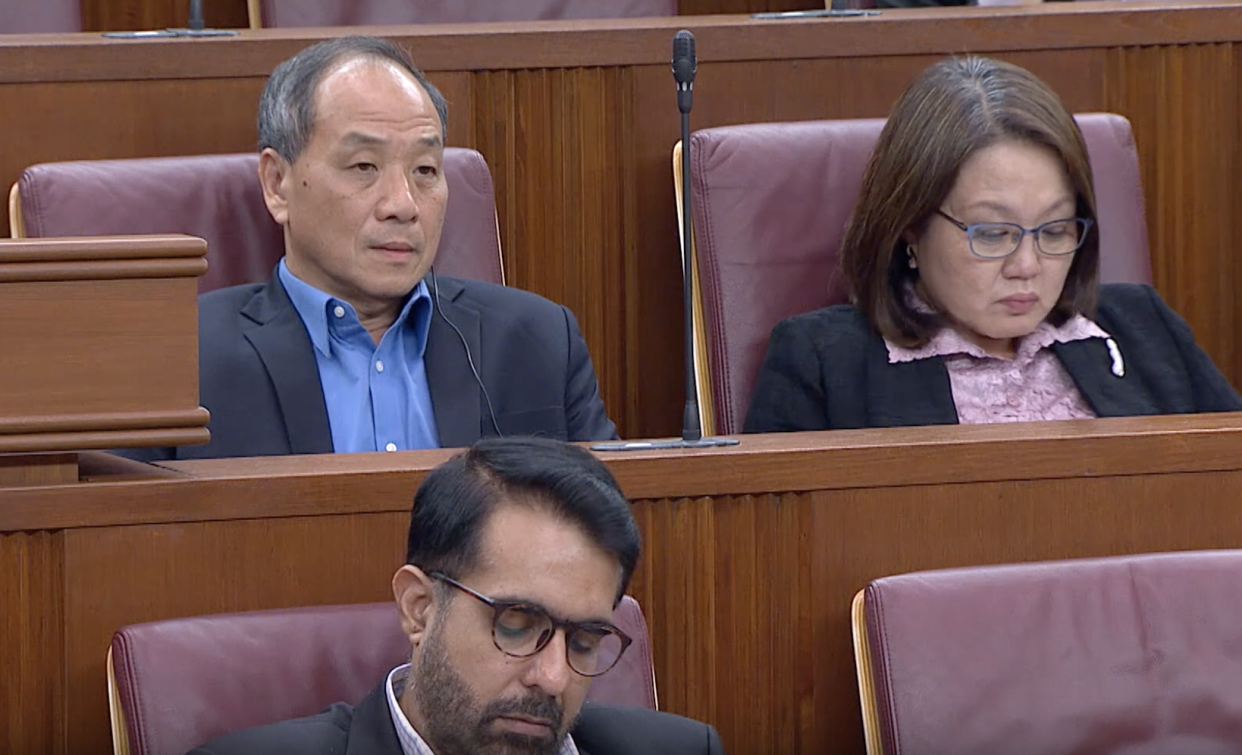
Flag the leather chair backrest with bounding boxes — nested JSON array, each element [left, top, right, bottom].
[[256, 0, 676, 27], [0, 0, 81, 33], [857, 550, 1242, 755], [689, 113, 1152, 435], [109, 595, 656, 755], [15, 149, 503, 293]]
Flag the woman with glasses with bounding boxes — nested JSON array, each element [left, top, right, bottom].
[[745, 55, 1242, 433]]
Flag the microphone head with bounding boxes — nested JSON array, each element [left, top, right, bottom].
[[671, 30, 697, 85]]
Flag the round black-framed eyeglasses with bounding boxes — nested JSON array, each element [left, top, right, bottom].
[[430, 571, 633, 678]]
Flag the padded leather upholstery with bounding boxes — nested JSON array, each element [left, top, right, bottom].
[[858, 550, 1242, 755], [16, 148, 503, 293], [0, 0, 81, 33], [110, 596, 656, 755], [688, 113, 1152, 435], [257, 0, 676, 27]]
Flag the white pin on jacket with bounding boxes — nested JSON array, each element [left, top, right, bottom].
[[1106, 338, 1125, 377]]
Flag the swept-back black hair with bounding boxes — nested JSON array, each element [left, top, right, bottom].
[[407, 437, 641, 605], [257, 35, 448, 163]]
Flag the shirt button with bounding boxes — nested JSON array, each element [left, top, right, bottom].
[[385, 442, 397, 452], [375, 361, 384, 373], [333, 305, 345, 318]]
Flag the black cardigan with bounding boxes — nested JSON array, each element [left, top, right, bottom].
[[744, 284, 1242, 433]]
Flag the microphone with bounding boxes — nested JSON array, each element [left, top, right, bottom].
[[189, 0, 205, 30], [594, 30, 739, 453], [167, 0, 239, 36], [672, 30, 696, 115]]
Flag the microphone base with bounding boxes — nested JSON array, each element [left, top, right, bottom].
[[164, 27, 240, 36], [591, 436, 741, 452]]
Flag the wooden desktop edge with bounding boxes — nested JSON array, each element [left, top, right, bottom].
[[0, 2, 1236, 83], [3, 413, 1242, 532]]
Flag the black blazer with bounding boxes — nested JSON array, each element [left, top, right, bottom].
[[127, 272, 617, 461], [187, 682, 726, 755], [745, 283, 1242, 432]]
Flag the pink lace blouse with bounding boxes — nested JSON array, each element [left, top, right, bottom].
[[884, 316, 1112, 424]]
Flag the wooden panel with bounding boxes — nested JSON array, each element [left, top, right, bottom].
[[1104, 43, 1241, 388], [629, 492, 812, 753], [0, 454, 78, 487], [470, 67, 634, 432], [81, 0, 251, 32], [61, 514, 408, 755], [0, 531, 65, 755], [0, 237, 209, 453]]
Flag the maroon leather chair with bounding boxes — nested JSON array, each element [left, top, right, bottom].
[[852, 550, 1242, 755], [0, 0, 81, 33], [687, 113, 1153, 435], [250, 0, 677, 28], [12, 149, 503, 293], [108, 596, 657, 755]]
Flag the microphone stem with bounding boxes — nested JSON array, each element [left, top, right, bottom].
[[680, 108, 703, 442]]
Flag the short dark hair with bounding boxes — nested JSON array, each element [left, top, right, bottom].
[[841, 55, 1100, 347], [257, 35, 449, 163], [406, 437, 641, 605]]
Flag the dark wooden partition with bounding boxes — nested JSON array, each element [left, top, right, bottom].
[[6, 414, 1242, 754], [1, 4, 1240, 440]]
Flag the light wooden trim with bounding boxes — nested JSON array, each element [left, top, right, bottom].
[[106, 647, 132, 755], [671, 141, 717, 436], [852, 590, 885, 755], [494, 213, 506, 286], [7, 182, 24, 238], [247, 0, 262, 28]]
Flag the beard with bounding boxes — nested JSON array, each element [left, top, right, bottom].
[[408, 621, 575, 755]]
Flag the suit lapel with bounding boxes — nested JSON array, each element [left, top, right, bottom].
[[239, 276, 334, 454], [1053, 338, 1157, 417], [344, 683, 407, 755], [426, 274, 484, 449], [868, 344, 960, 426]]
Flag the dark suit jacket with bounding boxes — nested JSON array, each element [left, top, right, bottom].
[[127, 272, 616, 460], [745, 283, 1242, 432], [187, 682, 725, 755]]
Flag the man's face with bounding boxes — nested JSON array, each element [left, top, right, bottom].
[[258, 56, 447, 316], [399, 503, 621, 755]]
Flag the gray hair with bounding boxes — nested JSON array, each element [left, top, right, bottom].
[[257, 36, 449, 163]]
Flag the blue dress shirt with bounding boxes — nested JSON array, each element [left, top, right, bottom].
[[278, 260, 440, 453]]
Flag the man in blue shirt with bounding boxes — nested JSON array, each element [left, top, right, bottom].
[[133, 36, 617, 460]]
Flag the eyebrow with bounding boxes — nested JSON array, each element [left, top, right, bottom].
[[962, 196, 1076, 217], [496, 594, 612, 625], [338, 132, 444, 149]]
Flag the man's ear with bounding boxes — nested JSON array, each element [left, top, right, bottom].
[[393, 565, 437, 649], [257, 147, 293, 226]]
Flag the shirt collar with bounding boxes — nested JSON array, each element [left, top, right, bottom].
[[384, 664, 581, 755], [278, 259, 433, 358], [884, 287, 1110, 364]]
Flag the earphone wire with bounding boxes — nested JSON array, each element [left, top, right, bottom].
[[430, 268, 502, 437]]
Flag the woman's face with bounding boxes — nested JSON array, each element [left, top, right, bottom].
[[905, 139, 1080, 359]]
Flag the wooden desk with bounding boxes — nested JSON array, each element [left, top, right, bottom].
[[1, 3, 1240, 440], [7, 414, 1242, 754]]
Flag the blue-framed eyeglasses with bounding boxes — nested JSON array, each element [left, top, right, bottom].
[[935, 208, 1094, 259]]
